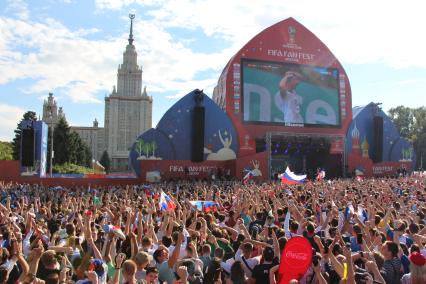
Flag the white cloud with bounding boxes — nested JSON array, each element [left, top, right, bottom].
[[2, 0, 425, 109], [95, 0, 162, 10], [133, 20, 234, 93], [5, 0, 30, 20], [0, 16, 124, 103], [0, 103, 26, 141], [1, 0, 424, 141], [0, 11, 232, 104], [163, 78, 218, 99], [396, 79, 424, 86], [96, 0, 426, 69]]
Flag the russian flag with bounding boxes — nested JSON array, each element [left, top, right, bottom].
[[103, 224, 126, 240], [344, 204, 368, 222], [141, 185, 154, 197], [280, 167, 306, 185], [243, 170, 254, 184], [159, 191, 176, 212], [190, 201, 219, 212]]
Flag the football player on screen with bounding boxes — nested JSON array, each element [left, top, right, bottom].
[[278, 71, 304, 124]]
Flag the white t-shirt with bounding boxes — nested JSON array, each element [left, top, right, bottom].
[[168, 245, 187, 259], [401, 273, 411, 284], [143, 244, 159, 257], [234, 249, 260, 278], [278, 90, 303, 123]]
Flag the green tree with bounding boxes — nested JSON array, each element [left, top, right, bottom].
[[99, 150, 110, 173], [11, 111, 37, 160], [0, 142, 13, 160], [412, 107, 426, 169], [388, 106, 413, 139], [47, 117, 93, 169], [84, 145, 92, 167], [67, 131, 80, 164], [388, 106, 426, 169], [53, 117, 71, 164], [68, 131, 92, 167]]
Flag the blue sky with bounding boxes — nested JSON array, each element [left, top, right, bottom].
[[0, 0, 425, 141]]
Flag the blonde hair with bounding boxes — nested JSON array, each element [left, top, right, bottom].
[[122, 260, 137, 276], [410, 262, 426, 284]]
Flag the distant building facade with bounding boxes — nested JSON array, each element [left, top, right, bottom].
[[71, 119, 105, 161], [42, 93, 65, 128], [41, 15, 152, 170], [104, 15, 152, 171]]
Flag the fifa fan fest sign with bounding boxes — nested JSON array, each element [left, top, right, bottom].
[[139, 159, 235, 182], [278, 236, 313, 283], [214, 17, 352, 155]]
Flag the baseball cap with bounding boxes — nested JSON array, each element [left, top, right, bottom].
[[409, 252, 426, 266], [89, 259, 105, 277]]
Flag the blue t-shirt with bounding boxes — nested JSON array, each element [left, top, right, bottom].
[[241, 213, 251, 226], [157, 261, 175, 284], [350, 236, 361, 252], [401, 254, 410, 275]]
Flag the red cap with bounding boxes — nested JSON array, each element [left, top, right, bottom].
[[409, 252, 426, 266]]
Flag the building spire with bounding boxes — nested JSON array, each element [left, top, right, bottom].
[[128, 13, 135, 45]]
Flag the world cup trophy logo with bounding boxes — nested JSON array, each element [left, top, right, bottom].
[[288, 26, 296, 44]]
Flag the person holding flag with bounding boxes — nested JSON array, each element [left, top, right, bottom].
[[159, 191, 176, 212], [280, 167, 306, 185], [243, 170, 254, 184]]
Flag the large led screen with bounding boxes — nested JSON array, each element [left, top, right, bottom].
[[242, 59, 340, 127]]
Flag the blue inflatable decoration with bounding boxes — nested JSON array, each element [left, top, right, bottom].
[[129, 89, 238, 177]]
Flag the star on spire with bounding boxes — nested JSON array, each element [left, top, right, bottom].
[[128, 13, 135, 45]]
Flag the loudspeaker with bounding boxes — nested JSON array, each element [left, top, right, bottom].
[[192, 106, 205, 162], [373, 116, 383, 163], [255, 138, 266, 153], [21, 128, 35, 167]]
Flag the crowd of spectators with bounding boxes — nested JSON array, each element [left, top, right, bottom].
[[0, 175, 425, 284]]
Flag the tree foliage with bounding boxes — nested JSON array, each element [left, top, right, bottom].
[[84, 146, 92, 168], [388, 106, 426, 169], [53, 117, 71, 164], [11, 111, 37, 160], [48, 117, 92, 168], [10, 112, 93, 172], [99, 150, 111, 173], [388, 106, 413, 138], [0, 142, 13, 160], [53, 163, 94, 174]]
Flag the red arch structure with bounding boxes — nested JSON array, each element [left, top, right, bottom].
[[213, 17, 352, 178]]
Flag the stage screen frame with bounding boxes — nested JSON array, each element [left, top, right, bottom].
[[241, 58, 341, 128]]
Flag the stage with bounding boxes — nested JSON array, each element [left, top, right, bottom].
[[265, 132, 345, 179]]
